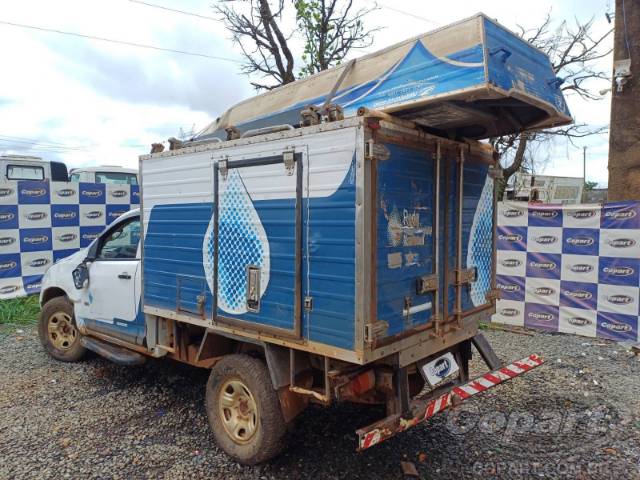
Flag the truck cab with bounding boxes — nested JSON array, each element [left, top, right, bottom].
[[69, 166, 138, 185], [0, 155, 68, 182]]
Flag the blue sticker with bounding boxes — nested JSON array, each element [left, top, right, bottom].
[[598, 256, 639, 286], [562, 228, 599, 255], [559, 280, 598, 310], [496, 274, 525, 301], [51, 204, 80, 227], [524, 303, 559, 331], [528, 207, 562, 227], [0, 253, 21, 278], [597, 312, 638, 342], [80, 226, 103, 247], [17, 181, 50, 204], [0, 205, 19, 229], [601, 202, 640, 229], [19, 228, 52, 252], [79, 183, 105, 204], [526, 252, 561, 279], [497, 226, 527, 252]]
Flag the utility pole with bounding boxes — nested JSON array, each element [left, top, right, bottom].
[[608, 0, 640, 201]]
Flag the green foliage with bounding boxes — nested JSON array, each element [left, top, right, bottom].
[[584, 180, 598, 191], [0, 295, 40, 327]]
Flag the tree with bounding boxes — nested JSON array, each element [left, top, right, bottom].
[[584, 180, 599, 191], [492, 14, 613, 185], [214, 0, 377, 90]]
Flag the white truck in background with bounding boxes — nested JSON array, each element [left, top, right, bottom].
[[0, 155, 69, 182], [69, 166, 138, 185]]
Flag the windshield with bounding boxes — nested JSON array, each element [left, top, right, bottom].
[[95, 171, 138, 185]]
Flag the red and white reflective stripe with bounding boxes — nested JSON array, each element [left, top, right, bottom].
[[358, 353, 544, 450]]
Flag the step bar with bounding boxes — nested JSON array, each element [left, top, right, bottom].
[[356, 353, 544, 450]]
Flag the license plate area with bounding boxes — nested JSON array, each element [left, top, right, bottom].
[[419, 352, 459, 386]]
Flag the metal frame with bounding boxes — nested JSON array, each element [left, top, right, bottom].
[[212, 153, 304, 339]]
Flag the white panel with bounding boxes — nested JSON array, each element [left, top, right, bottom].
[[497, 201, 528, 227], [494, 299, 525, 326], [525, 277, 560, 305], [560, 254, 599, 283], [599, 228, 640, 259], [558, 307, 597, 337], [597, 284, 639, 316], [497, 250, 526, 277], [527, 226, 562, 254]]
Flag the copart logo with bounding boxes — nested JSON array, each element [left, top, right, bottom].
[[25, 211, 47, 221], [57, 233, 77, 243], [534, 287, 555, 296], [564, 289, 592, 300], [608, 238, 636, 248], [568, 210, 597, 219], [607, 295, 633, 305], [503, 209, 524, 218], [433, 358, 451, 378], [54, 211, 77, 220], [535, 235, 557, 245], [29, 258, 49, 268], [498, 284, 520, 292], [21, 187, 46, 197], [0, 285, 19, 295], [531, 210, 558, 218], [604, 210, 636, 220], [0, 187, 13, 197], [601, 321, 632, 333], [529, 261, 556, 270], [528, 311, 554, 321], [568, 317, 591, 327], [570, 264, 593, 273], [499, 234, 523, 242], [110, 189, 127, 198], [0, 237, 16, 246], [56, 188, 76, 197], [603, 266, 634, 276], [81, 189, 103, 198], [24, 234, 49, 244], [82, 233, 99, 241], [501, 258, 522, 268], [0, 260, 17, 271], [0, 212, 15, 222], [84, 211, 103, 219], [567, 236, 595, 246], [500, 308, 520, 317]]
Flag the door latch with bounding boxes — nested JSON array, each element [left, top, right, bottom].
[[246, 265, 261, 312], [218, 158, 229, 180]]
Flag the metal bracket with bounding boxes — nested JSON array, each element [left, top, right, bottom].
[[452, 267, 477, 286], [304, 296, 313, 311], [218, 158, 228, 180], [365, 140, 390, 162], [416, 274, 438, 295], [283, 151, 295, 176], [364, 320, 389, 344]]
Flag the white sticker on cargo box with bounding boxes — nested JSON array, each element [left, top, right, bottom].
[[422, 352, 459, 386]]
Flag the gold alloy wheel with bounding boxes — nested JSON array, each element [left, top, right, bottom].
[[47, 312, 78, 351], [218, 378, 259, 444]]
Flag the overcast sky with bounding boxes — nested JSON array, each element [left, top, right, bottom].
[[0, 0, 614, 185]]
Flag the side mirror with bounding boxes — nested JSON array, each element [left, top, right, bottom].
[[72, 263, 89, 290]]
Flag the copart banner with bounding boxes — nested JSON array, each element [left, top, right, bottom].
[[493, 201, 640, 343], [0, 180, 139, 299]]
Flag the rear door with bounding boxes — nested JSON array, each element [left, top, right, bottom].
[[375, 143, 436, 339], [211, 151, 305, 337]]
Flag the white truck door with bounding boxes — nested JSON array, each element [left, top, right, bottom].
[[75, 216, 142, 341]]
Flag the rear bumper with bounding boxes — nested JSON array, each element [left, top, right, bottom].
[[356, 353, 544, 450]]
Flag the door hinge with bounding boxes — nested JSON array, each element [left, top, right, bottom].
[[452, 267, 477, 286], [365, 140, 390, 161], [364, 320, 388, 344], [218, 157, 229, 180], [283, 151, 295, 176], [416, 274, 438, 294]]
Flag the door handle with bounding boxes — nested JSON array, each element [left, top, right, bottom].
[[118, 272, 132, 280]]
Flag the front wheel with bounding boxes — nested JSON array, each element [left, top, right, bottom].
[[206, 354, 286, 464], [38, 296, 86, 362]]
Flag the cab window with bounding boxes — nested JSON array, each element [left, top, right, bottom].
[[95, 172, 138, 185], [69, 173, 81, 182], [7, 164, 44, 180], [97, 218, 140, 260]]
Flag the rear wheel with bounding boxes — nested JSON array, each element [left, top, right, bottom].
[[38, 296, 86, 362], [206, 354, 286, 464]]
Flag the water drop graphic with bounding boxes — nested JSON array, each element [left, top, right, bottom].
[[203, 169, 270, 314], [467, 175, 494, 306]]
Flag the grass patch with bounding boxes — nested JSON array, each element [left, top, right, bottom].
[[0, 295, 40, 327]]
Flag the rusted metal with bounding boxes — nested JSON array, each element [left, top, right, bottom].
[[454, 146, 465, 329], [433, 141, 442, 336], [416, 274, 438, 294]]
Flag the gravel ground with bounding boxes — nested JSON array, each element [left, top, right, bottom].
[[0, 326, 639, 479]]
